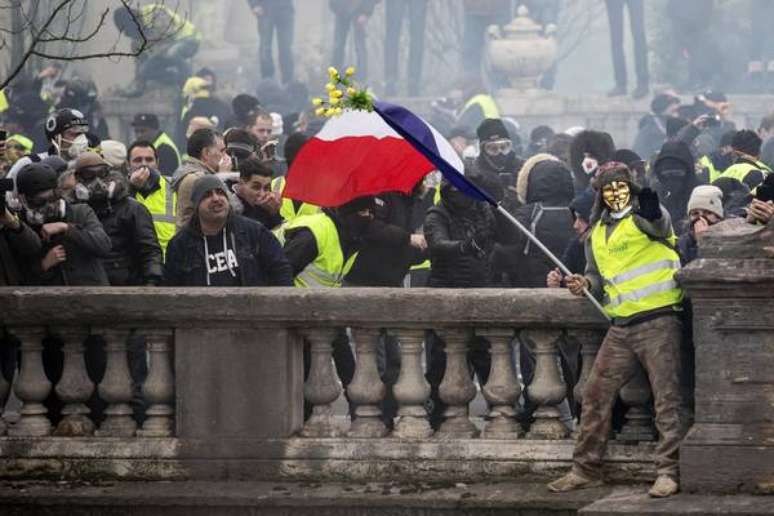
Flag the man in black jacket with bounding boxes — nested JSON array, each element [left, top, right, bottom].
[[164, 175, 293, 287], [72, 152, 163, 286]]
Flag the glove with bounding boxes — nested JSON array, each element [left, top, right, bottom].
[[636, 188, 662, 221]]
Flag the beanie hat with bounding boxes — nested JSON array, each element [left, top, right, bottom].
[[190, 175, 228, 209], [612, 149, 642, 167], [6, 134, 34, 153], [591, 161, 634, 190], [16, 163, 57, 196], [100, 140, 127, 168], [651, 93, 679, 115], [569, 188, 595, 222], [477, 118, 510, 142], [731, 129, 762, 157], [74, 151, 108, 171], [41, 155, 69, 176], [687, 185, 724, 219]]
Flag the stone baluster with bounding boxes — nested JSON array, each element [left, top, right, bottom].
[[617, 363, 656, 442], [435, 328, 478, 439], [53, 327, 95, 436], [137, 330, 175, 437], [478, 328, 521, 439], [0, 342, 9, 435], [96, 329, 136, 437], [8, 328, 51, 437], [570, 330, 603, 409], [347, 327, 387, 438], [392, 329, 433, 439], [523, 329, 569, 439], [300, 328, 343, 437]]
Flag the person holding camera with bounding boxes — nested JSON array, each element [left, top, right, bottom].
[[746, 174, 774, 226], [716, 129, 772, 192], [0, 184, 42, 286]]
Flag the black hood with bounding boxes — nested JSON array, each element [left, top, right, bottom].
[[654, 141, 695, 177], [569, 130, 616, 187]]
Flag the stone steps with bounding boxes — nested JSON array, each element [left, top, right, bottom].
[[579, 492, 774, 516]]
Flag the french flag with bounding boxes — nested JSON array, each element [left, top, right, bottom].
[[283, 101, 495, 207]]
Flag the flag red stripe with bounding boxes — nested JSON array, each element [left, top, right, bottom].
[[283, 136, 435, 207]]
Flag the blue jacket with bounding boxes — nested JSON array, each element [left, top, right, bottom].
[[163, 213, 293, 287]]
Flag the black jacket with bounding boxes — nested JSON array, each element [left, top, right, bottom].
[[87, 179, 163, 286], [0, 221, 42, 286], [652, 140, 700, 235], [345, 192, 425, 287], [495, 155, 575, 287], [425, 197, 496, 289], [163, 213, 293, 287], [23, 203, 112, 286]]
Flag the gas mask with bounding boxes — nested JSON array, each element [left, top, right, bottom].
[[23, 193, 66, 227], [60, 134, 89, 160], [602, 181, 632, 213], [482, 139, 514, 171], [657, 168, 687, 191], [74, 166, 116, 203], [581, 156, 599, 176]]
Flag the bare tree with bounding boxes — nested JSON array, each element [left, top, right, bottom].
[[0, 0, 183, 91]]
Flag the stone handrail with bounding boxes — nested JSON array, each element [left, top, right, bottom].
[[0, 287, 660, 482]]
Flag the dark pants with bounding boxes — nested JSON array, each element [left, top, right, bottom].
[[137, 37, 199, 86], [384, 0, 428, 96], [332, 14, 368, 81], [425, 331, 491, 430], [605, 0, 649, 89], [257, 9, 295, 84]]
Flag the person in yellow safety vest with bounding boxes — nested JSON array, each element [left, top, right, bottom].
[[127, 141, 177, 258], [113, 4, 202, 96], [131, 114, 181, 177], [715, 129, 772, 192], [548, 161, 688, 499], [3, 134, 34, 168], [456, 89, 500, 137], [270, 132, 321, 224]]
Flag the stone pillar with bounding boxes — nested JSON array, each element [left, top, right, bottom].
[[679, 218, 774, 493], [53, 327, 95, 436], [616, 363, 656, 442], [523, 329, 568, 439], [300, 328, 343, 438], [478, 328, 521, 439], [96, 328, 137, 437], [347, 327, 387, 438], [137, 330, 174, 437], [8, 328, 51, 437], [392, 329, 432, 439], [435, 328, 478, 439]]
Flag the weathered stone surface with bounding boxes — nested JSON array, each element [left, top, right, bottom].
[[698, 218, 774, 260]]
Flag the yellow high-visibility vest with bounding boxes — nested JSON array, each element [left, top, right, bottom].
[[272, 176, 320, 223], [275, 213, 357, 288], [591, 215, 683, 319], [715, 160, 771, 190], [153, 131, 181, 165], [698, 155, 722, 183], [135, 175, 177, 258], [141, 4, 202, 41], [462, 94, 500, 119]]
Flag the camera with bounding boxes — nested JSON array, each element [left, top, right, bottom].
[[706, 114, 721, 127]]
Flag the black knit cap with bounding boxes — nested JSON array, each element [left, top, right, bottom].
[[731, 129, 762, 157], [477, 118, 510, 142], [190, 175, 228, 209], [16, 163, 57, 196]]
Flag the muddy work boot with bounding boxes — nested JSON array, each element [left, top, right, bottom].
[[648, 475, 679, 498], [547, 470, 604, 493]]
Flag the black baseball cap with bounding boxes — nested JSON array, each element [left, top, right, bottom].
[[131, 113, 160, 129]]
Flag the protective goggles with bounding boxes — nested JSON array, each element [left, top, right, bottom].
[[482, 139, 513, 155]]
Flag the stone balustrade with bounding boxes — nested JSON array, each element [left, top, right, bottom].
[[0, 287, 657, 483]]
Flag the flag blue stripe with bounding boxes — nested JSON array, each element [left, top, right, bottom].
[[374, 101, 497, 205]]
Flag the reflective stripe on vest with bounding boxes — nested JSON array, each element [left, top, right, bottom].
[[699, 155, 722, 183], [136, 176, 177, 257], [275, 213, 357, 288], [716, 160, 771, 190], [462, 94, 500, 119], [141, 5, 201, 41], [591, 216, 683, 319], [272, 176, 321, 222], [153, 132, 181, 164]]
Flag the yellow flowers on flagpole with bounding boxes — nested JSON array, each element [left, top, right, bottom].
[[313, 65, 374, 118]]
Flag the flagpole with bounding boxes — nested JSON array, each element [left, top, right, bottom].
[[495, 204, 611, 322]]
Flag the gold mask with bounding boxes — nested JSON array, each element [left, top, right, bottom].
[[602, 181, 631, 212]]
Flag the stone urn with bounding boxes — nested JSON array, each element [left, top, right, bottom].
[[487, 5, 558, 91]]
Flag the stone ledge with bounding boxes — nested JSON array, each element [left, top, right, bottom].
[[0, 438, 655, 483]]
